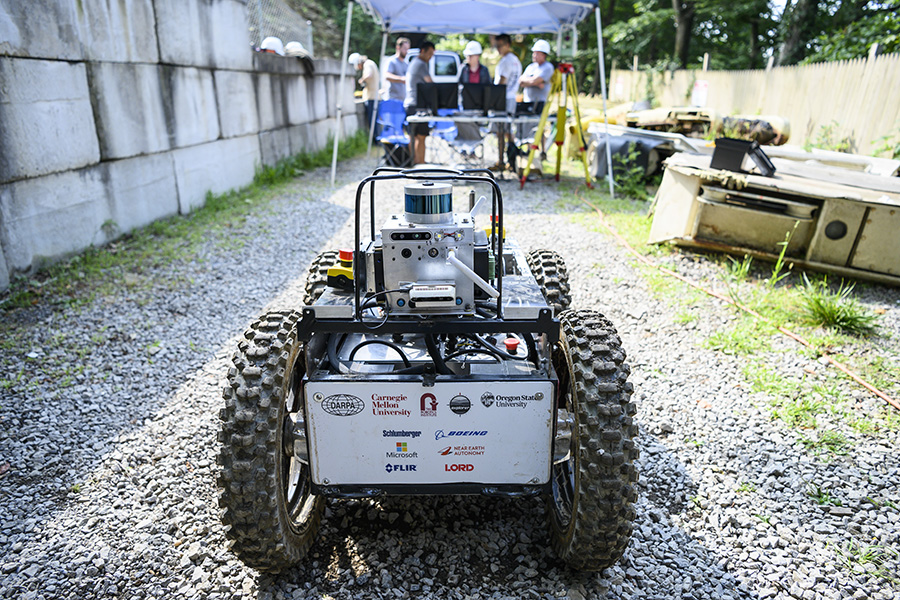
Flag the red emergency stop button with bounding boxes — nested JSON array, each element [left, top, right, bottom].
[[504, 338, 519, 353], [339, 249, 353, 264]]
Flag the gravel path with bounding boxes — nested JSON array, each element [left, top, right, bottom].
[[1, 154, 898, 600]]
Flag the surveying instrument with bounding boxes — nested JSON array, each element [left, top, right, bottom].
[[519, 63, 593, 189]]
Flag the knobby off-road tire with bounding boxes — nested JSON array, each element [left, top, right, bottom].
[[526, 249, 571, 315], [217, 310, 323, 572], [303, 250, 340, 305], [548, 309, 638, 571]]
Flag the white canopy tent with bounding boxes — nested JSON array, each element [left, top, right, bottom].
[[329, 0, 615, 196]]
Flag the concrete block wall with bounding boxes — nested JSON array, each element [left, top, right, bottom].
[[0, 0, 360, 292]]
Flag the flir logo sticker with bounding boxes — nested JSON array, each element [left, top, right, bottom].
[[385, 464, 417, 473]]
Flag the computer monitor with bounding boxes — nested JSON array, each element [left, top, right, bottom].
[[416, 83, 460, 113], [461, 83, 507, 114], [483, 84, 507, 113]]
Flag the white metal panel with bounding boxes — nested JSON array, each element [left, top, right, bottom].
[[305, 380, 554, 486]]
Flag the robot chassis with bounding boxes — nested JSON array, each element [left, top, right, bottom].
[[217, 167, 638, 573]]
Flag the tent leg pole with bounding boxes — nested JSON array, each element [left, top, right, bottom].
[[331, 0, 355, 187], [595, 6, 614, 198], [368, 30, 389, 154]]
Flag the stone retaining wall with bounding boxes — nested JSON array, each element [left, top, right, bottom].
[[0, 0, 359, 291]]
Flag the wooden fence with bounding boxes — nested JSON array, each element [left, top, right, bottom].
[[608, 53, 900, 155]]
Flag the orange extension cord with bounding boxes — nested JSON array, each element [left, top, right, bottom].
[[579, 195, 900, 412]]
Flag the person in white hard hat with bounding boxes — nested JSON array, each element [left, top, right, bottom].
[[350, 52, 379, 140], [518, 39, 555, 178], [284, 41, 308, 57], [458, 40, 489, 84], [259, 36, 285, 56], [520, 39, 554, 106]]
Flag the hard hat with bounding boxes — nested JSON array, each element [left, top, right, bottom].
[[531, 39, 551, 55], [260, 36, 285, 56], [285, 41, 308, 56], [348, 52, 362, 65], [463, 40, 483, 56]]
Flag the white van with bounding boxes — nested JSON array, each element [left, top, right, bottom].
[[405, 49, 462, 83]]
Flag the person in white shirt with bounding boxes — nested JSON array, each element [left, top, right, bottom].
[[350, 52, 379, 140], [490, 34, 522, 171], [520, 39, 554, 109], [518, 39, 555, 177]]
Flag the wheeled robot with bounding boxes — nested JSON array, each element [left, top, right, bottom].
[[217, 168, 637, 572]]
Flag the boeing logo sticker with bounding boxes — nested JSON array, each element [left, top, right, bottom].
[[434, 430, 488, 441]]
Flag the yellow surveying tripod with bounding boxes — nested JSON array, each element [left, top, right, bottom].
[[519, 63, 593, 189]]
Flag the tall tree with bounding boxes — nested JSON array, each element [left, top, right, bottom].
[[777, 0, 819, 65], [672, 0, 697, 69]]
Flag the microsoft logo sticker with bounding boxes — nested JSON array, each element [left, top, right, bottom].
[[396, 442, 408, 452]]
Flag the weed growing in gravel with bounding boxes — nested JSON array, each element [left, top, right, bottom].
[[706, 315, 771, 355], [799, 276, 880, 336], [833, 539, 899, 583], [800, 430, 851, 455], [766, 223, 798, 289], [0, 130, 368, 313], [725, 254, 753, 283], [673, 310, 698, 324], [735, 481, 756, 493], [806, 482, 840, 506]]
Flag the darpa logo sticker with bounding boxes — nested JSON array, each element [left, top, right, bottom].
[[321, 394, 364, 416], [385, 464, 417, 473]]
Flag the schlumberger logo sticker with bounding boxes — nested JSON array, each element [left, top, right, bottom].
[[321, 394, 364, 416], [382, 430, 421, 438]]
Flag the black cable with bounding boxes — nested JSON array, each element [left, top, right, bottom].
[[524, 332, 538, 366], [348, 339, 412, 368], [466, 334, 522, 361], [326, 333, 348, 373], [425, 334, 453, 375], [444, 348, 501, 362], [360, 287, 410, 311]]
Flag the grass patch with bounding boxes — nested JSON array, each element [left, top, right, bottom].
[[833, 538, 899, 583], [0, 131, 368, 314], [800, 430, 851, 456], [705, 314, 771, 355], [799, 276, 880, 336], [806, 481, 840, 506]]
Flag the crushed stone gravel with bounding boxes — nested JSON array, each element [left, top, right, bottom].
[[1, 154, 898, 600]]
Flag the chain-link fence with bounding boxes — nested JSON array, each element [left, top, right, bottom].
[[247, 0, 314, 56]]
